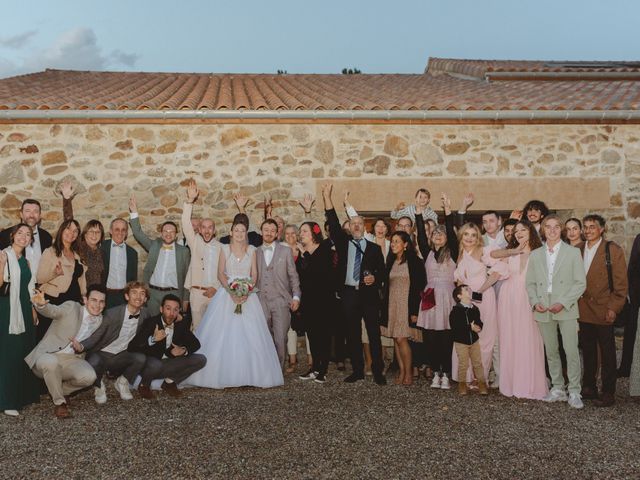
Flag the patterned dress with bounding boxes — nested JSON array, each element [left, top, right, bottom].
[[382, 261, 412, 338]]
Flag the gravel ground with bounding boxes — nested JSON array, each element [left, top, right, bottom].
[[1, 361, 639, 480]]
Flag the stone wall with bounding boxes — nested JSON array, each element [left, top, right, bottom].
[[0, 122, 638, 256]]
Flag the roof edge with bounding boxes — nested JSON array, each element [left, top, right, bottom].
[[0, 109, 639, 122]]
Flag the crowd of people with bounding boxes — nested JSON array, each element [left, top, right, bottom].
[[1, 179, 639, 419]]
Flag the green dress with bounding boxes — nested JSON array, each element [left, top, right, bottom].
[[0, 255, 40, 411]]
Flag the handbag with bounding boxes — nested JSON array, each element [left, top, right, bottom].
[[604, 241, 630, 327], [0, 261, 9, 297], [420, 287, 436, 311]]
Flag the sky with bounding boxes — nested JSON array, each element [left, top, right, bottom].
[[1, 0, 638, 78]]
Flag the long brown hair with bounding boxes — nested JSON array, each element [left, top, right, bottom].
[[508, 220, 542, 250], [52, 219, 81, 257]]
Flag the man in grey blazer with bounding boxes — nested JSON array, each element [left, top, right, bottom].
[[128, 195, 191, 315], [256, 219, 301, 366], [28, 285, 106, 418], [526, 214, 586, 409], [77, 281, 151, 404]]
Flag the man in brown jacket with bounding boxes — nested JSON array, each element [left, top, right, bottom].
[[578, 214, 628, 407]]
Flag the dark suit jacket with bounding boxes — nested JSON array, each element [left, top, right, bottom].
[[0, 224, 52, 251], [325, 208, 385, 302], [578, 240, 628, 325], [81, 304, 150, 353], [127, 314, 201, 359], [381, 250, 426, 326], [101, 239, 138, 285]]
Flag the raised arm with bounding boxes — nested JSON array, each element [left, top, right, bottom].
[[59, 180, 75, 221], [128, 194, 153, 251], [181, 179, 199, 248], [322, 183, 348, 248], [456, 192, 474, 228], [414, 207, 431, 261]]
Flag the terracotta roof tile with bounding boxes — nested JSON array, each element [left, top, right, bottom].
[[0, 61, 639, 112]]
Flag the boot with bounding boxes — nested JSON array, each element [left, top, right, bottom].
[[478, 381, 489, 395], [458, 381, 468, 395]]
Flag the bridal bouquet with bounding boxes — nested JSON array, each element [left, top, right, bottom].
[[228, 278, 256, 314]]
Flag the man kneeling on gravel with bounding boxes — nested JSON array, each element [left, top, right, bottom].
[[28, 285, 106, 418]]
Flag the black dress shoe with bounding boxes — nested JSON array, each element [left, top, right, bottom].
[[593, 393, 615, 408], [581, 387, 598, 400], [374, 374, 387, 386], [344, 373, 364, 383]]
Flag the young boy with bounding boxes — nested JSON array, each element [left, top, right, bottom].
[[449, 284, 488, 395]]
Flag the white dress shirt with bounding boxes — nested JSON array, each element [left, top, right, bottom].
[[263, 243, 275, 267], [545, 242, 561, 294], [106, 241, 127, 289], [26, 226, 43, 276], [583, 238, 602, 275], [150, 244, 178, 288], [102, 308, 140, 354], [59, 308, 102, 354]]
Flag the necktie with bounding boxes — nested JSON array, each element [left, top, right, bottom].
[[353, 239, 362, 281], [128, 313, 140, 319]]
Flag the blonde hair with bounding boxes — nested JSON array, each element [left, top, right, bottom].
[[457, 222, 484, 262]]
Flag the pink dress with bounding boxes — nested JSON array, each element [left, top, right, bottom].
[[495, 255, 548, 399], [417, 251, 455, 331], [452, 248, 497, 382]]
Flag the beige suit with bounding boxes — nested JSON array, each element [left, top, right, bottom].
[[27, 301, 98, 405], [181, 202, 222, 329]]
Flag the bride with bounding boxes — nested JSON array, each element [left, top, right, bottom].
[[187, 216, 284, 389]]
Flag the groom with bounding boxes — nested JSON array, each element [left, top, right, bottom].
[[256, 219, 301, 366]]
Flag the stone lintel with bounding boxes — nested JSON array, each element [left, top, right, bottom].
[[315, 178, 610, 212]]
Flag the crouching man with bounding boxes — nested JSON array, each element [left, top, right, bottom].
[[28, 285, 106, 418], [129, 294, 206, 399]]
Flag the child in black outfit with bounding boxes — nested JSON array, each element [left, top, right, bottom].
[[449, 284, 488, 395]]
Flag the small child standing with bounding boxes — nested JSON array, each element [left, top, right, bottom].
[[449, 284, 488, 396]]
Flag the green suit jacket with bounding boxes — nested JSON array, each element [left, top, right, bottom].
[[129, 217, 191, 302], [525, 242, 586, 322]]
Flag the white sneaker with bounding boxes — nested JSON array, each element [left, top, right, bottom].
[[440, 374, 451, 390], [568, 393, 584, 409], [94, 380, 107, 404], [4, 409, 19, 417], [114, 376, 133, 401], [543, 388, 568, 403], [430, 373, 441, 388]]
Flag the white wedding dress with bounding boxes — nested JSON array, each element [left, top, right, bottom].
[[186, 244, 284, 389]]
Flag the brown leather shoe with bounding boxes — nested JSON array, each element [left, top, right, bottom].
[[593, 392, 615, 408], [161, 381, 182, 397], [54, 403, 71, 419], [138, 384, 156, 400], [458, 381, 468, 396], [478, 381, 489, 395]]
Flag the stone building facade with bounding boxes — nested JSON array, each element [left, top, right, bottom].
[[0, 122, 637, 257]]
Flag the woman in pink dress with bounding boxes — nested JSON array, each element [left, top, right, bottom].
[[415, 195, 459, 389], [452, 223, 500, 383], [491, 221, 548, 399]]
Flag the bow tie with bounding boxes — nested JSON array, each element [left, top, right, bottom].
[[112, 242, 124, 248], [161, 245, 173, 251], [128, 313, 140, 319], [264, 245, 273, 251]]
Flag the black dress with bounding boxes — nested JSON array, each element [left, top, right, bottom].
[[297, 240, 334, 376]]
